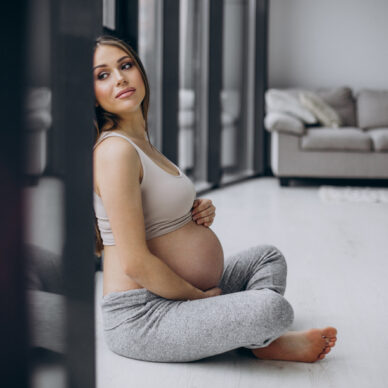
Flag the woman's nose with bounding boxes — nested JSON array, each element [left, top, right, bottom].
[[113, 70, 127, 85]]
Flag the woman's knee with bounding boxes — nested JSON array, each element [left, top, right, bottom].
[[254, 244, 288, 276], [264, 244, 287, 263], [263, 290, 294, 332], [260, 244, 288, 275], [245, 290, 294, 348]]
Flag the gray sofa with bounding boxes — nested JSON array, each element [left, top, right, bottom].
[[265, 87, 388, 186]]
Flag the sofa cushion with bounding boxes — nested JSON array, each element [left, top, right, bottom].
[[357, 89, 388, 129], [265, 89, 317, 124], [315, 87, 357, 127], [300, 91, 342, 127], [264, 111, 305, 135], [367, 128, 388, 152], [301, 127, 372, 152]]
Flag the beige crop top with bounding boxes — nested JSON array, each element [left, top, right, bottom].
[[93, 131, 196, 245]]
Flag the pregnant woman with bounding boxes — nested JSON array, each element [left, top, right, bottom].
[[93, 35, 337, 363]]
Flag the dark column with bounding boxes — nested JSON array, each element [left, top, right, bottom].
[[161, 0, 180, 164], [115, 0, 139, 50], [253, 0, 269, 173], [53, 0, 101, 387], [207, 0, 224, 184], [0, 3, 29, 388]]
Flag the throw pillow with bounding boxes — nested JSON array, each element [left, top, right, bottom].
[[316, 86, 357, 126], [264, 111, 305, 135], [300, 91, 342, 128], [265, 89, 317, 124]]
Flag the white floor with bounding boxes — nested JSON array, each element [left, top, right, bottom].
[[95, 177, 388, 388]]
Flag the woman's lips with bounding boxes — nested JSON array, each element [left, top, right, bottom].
[[116, 88, 136, 99]]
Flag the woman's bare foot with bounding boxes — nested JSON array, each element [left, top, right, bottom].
[[251, 327, 337, 363]]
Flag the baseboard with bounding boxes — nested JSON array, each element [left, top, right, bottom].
[[276, 176, 388, 187]]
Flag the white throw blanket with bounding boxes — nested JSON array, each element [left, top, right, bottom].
[[265, 89, 317, 124]]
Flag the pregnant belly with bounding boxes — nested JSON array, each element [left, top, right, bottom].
[[147, 220, 225, 291], [102, 220, 224, 296]]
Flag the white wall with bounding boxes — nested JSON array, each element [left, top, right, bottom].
[[268, 0, 388, 92]]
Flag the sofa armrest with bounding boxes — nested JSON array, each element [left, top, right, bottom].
[[264, 111, 306, 136]]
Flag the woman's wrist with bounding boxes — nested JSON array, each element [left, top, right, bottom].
[[188, 286, 205, 300]]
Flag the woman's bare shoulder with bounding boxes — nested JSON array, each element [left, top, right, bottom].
[[93, 135, 142, 194]]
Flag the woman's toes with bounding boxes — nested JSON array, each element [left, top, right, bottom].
[[322, 328, 337, 339], [323, 327, 337, 338], [322, 331, 337, 345], [323, 347, 331, 354], [318, 354, 326, 360]]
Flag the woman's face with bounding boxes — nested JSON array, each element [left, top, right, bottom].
[[93, 44, 146, 117]]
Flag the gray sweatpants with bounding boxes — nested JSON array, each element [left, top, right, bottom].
[[101, 244, 294, 362]]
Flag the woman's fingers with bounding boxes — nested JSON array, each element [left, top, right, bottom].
[[192, 204, 215, 218], [191, 199, 216, 227], [192, 199, 214, 213], [193, 211, 215, 222], [194, 214, 215, 226], [192, 209, 215, 220]]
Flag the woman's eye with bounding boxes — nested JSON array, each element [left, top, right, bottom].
[[97, 72, 108, 80], [96, 62, 132, 80]]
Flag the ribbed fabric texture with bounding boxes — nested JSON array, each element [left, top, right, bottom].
[[93, 131, 196, 245]]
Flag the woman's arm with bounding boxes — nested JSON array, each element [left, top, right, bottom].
[[128, 251, 205, 300], [95, 137, 205, 301]]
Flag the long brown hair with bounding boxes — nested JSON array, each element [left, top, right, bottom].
[[93, 35, 153, 257]]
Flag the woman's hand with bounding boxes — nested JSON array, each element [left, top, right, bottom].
[[202, 287, 223, 298], [191, 198, 216, 228]]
